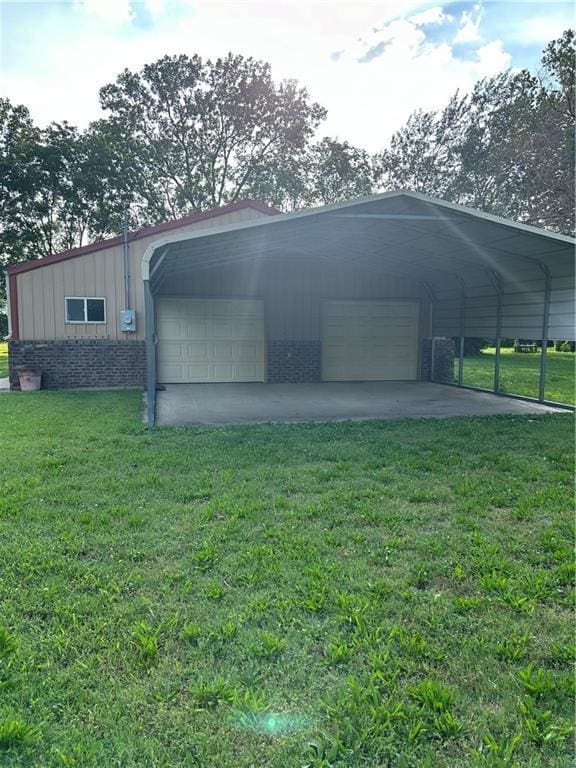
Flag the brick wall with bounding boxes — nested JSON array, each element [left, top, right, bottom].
[[8, 340, 146, 390], [421, 337, 455, 383], [267, 340, 321, 383]]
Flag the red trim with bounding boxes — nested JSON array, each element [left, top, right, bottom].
[[8, 273, 19, 340], [7, 200, 281, 277]]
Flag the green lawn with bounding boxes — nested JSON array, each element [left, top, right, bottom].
[[0, 342, 7, 378], [456, 348, 575, 405], [0, 392, 573, 767]]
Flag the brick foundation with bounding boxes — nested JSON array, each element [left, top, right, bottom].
[[421, 337, 455, 383], [8, 340, 146, 390], [267, 340, 321, 383]]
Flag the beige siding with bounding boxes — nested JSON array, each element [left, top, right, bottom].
[[16, 206, 266, 341]]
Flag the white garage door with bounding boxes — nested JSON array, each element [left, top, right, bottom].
[[156, 298, 265, 383], [322, 300, 420, 381]]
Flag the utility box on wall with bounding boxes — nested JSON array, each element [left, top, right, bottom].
[[120, 309, 136, 332]]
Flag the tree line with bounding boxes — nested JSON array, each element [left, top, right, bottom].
[[1, 30, 574, 315]]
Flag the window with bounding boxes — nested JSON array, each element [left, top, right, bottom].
[[65, 297, 106, 323]]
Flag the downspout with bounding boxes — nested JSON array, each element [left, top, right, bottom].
[[5, 272, 12, 340], [144, 278, 156, 427], [123, 206, 131, 310]]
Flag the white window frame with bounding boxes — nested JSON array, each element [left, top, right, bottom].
[[65, 296, 107, 324]]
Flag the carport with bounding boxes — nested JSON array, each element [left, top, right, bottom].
[[142, 191, 575, 427]]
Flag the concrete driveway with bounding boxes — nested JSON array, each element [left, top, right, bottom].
[[154, 381, 563, 426]]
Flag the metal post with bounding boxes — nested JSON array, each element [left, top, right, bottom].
[[539, 266, 551, 402], [123, 206, 130, 309], [144, 279, 156, 427], [458, 281, 466, 386], [430, 337, 436, 382], [492, 273, 503, 393]]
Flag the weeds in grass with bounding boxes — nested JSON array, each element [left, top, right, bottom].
[[228, 688, 272, 731], [132, 615, 177, 667], [300, 588, 328, 613], [411, 563, 431, 590], [517, 663, 556, 698], [192, 542, 218, 571], [0, 628, 17, 657], [408, 679, 455, 713], [303, 737, 351, 768], [250, 631, 285, 659], [453, 596, 483, 613], [181, 622, 202, 645], [205, 581, 226, 600], [481, 572, 510, 595], [471, 732, 521, 767], [336, 593, 370, 633], [549, 641, 575, 666], [520, 696, 573, 745], [325, 640, 354, 666], [495, 633, 529, 663], [0, 717, 38, 749], [190, 676, 236, 709]]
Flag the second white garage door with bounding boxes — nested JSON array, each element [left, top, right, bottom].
[[156, 298, 265, 383], [322, 300, 420, 381]]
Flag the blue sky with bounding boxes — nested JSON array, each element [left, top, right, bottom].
[[0, 1, 573, 151]]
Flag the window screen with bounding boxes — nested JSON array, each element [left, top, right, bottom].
[[66, 298, 86, 322], [86, 299, 105, 322]]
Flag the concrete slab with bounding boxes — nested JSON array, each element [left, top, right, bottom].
[[0, 377, 10, 392], [154, 382, 564, 427]]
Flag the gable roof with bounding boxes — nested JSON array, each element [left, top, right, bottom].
[[7, 199, 281, 276]]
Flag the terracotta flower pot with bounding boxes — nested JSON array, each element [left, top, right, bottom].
[[18, 371, 42, 391]]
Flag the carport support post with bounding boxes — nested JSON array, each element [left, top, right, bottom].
[[144, 279, 157, 427], [458, 282, 466, 386], [539, 265, 552, 402], [492, 274, 503, 394]]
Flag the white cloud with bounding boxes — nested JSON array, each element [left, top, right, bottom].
[[410, 6, 453, 26], [507, 13, 572, 45], [144, 0, 169, 18], [73, 0, 133, 24], [475, 40, 512, 76], [454, 6, 483, 44], [2, 0, 518, 153]]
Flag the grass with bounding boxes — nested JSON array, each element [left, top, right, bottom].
[[457, 348, 575, 405], [0, 390, 573, 767], [0, 342, 7, 378]]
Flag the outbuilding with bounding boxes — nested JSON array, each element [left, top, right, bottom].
[[6, 191, 575, 425]]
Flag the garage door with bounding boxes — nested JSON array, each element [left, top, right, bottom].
[[322, 300, 420, 381], [156, 298, 265, 383]]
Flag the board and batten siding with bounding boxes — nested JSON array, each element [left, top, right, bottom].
[[15, 206, 267, 341], [158, 257, 429, 342]]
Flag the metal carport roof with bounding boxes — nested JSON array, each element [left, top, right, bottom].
[[142, 191, 575, 425]]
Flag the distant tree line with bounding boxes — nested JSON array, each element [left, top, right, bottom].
[[1, 31, 574, 313]]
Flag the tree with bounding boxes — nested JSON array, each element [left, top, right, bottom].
[[0, 101, 129, 311], [376, 31, 575, 234], [247, 137, 377, 210], [97, 53, 327, 221], [0, 98, 39, 309]]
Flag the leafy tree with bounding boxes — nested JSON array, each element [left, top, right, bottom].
[[248, 137, 377, 210], [97, 53, 326, 221], [0, 98, 39, 308], [376, 31, 575, 234], [304, 138, 376, 205]]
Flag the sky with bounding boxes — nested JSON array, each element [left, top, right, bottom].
[[0, 0, 573, 152]]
